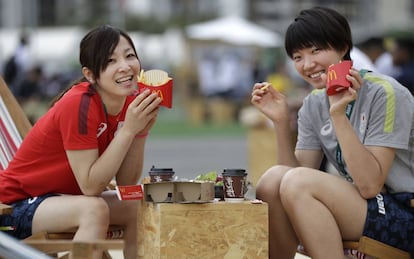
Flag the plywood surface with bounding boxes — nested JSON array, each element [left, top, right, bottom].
[[137, 201, 268, 258]]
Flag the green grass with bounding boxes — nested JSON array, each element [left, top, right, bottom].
[[150, 119, 247, 138], [147, 103, 248, 138]]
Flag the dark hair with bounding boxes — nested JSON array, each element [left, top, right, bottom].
[[50, 25, 139, 106], [357, 37, 385, 50], [285, 7, 353, 61], [395, 37, 414, 58], [80, 25, 138, 80]]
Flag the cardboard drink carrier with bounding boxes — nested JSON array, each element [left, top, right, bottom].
[[116, 166, 215, 203]]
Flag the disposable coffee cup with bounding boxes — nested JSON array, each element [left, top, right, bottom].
[[148, 166, 175, 183], [222, 169, 247, 203], [326, 60, 352, 96]]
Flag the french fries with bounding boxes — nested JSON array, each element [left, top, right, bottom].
[[139, 69, 144, 83], [137, 69, 171, 86], [260, 83, 270, 91]]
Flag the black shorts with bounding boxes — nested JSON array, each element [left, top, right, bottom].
[[363, 192, 414, 252], [0, 194, 58, 239]]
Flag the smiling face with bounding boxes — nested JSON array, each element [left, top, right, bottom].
[[292, 46, 346, 89], [79, 25, 141, 105], [96, 36, 141, 97], [285, 7, 353, 89]]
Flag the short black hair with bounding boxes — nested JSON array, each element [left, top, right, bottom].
[[285, 6, 353, 61]]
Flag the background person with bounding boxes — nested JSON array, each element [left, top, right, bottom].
[[251, 7, 414, 259], [390, 37, 414, 95], [3, 34, 33, 95], [0, 25, 161, 259]]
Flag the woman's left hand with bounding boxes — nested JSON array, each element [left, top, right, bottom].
[[327, 67, 363, 116]]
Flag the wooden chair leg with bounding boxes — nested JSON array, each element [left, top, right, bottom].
[[57, 253, 69, 259], [102, 250, 113, 259], [70, 242, 94, 259], [37, 246, 115, 259], [24, 239, 123, 259]]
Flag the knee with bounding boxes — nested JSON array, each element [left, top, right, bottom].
[[279, 167, 312, 204], [79, 197, 110, 226], [256, 165, 290, 201]]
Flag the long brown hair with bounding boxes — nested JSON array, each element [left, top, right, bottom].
[[50, 25, 139, 107]]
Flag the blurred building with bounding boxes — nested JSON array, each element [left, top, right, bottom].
[[1, 0, 413, 110], [252, 0, 414, 43], [1, 0, 413, 37], [0, 0, 411, 78], [1, 0, 413, 76]]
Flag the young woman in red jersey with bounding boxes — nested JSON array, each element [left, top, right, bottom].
[[0, 25, 161, 258]]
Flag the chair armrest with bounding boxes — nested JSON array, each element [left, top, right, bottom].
[[0, 203, 13, 215], [349, 236, 410, 259], [24, 239, 124, 255]]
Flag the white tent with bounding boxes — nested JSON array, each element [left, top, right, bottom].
[[186, 16, 282, 48]]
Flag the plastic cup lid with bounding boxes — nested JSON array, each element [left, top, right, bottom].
[[149, 167, 175, 175], [222, 168, 247, 176]]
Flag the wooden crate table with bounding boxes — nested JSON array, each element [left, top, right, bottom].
[[137, 201, 268, 258]]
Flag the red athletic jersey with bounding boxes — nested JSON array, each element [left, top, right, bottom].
[[0, 82, 135, 203]]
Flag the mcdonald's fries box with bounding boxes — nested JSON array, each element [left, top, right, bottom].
[[143, 181, 215, 203], [138, 79, 173, 108]]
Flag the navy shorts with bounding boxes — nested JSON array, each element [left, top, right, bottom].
[[0, 194, 58, 239], [363, 192, 414, 252]]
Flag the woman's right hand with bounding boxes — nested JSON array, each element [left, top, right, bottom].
[[123, 89, 161, 136], [251, 82, 290, 123]]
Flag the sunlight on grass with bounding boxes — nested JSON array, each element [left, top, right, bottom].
[[150, 119, 247, 138]]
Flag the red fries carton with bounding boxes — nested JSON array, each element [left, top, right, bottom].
[[326, 60, 352, 96], [137, 69, 173, 108], [116, 184, 144, 200]]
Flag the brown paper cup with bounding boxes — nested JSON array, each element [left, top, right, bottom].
[[149, 166, 175, 183], [222, 169, 247, 202]]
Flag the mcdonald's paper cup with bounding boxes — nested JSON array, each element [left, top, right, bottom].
[[148, 167, 175, 183], [138, 79, 173, 108], [326, 60, 352, 96], [222, 169, 247, 203]]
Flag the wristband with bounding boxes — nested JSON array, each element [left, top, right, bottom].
[[135, 132, 149, 139]]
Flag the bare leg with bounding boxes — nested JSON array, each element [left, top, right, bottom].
[[32, 195, 110, 258], [280, 167, 367, 259], [256, 165, 299, 259], [33, 192, 138, 259], [102, 191, 138, 259]]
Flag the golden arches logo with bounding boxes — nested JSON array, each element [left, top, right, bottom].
[[328, 69, 337, 82], [152, 89, 164, 101]]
